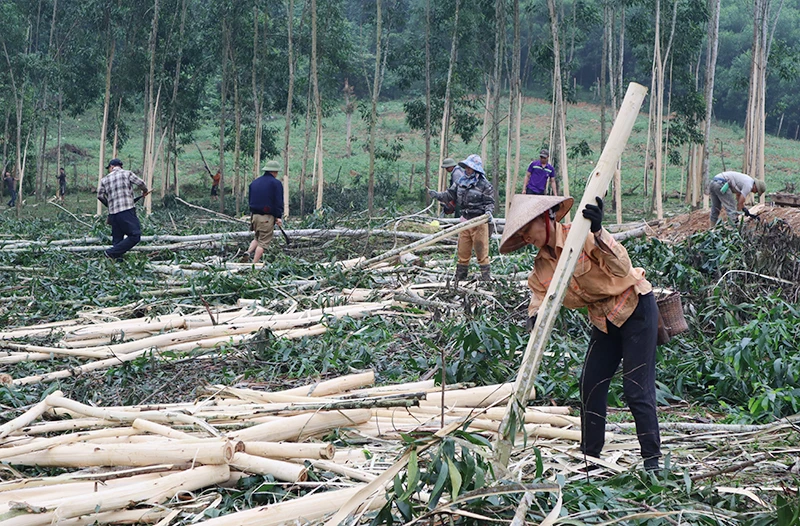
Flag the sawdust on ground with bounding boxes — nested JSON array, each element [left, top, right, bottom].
[[650, 204, 800, 243]]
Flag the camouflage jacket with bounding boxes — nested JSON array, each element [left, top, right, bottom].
[[432, 173, 494, 219]]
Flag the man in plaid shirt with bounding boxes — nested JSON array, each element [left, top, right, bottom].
[[97, 158, 150, 260]]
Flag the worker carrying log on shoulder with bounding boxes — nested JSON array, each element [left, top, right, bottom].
[[708, 171, 766, 226], [428, 154, 495, 282], [499, 194, 661, 473]]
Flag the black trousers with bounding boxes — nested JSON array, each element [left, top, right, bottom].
[[580, 292, 661, 463], [106, 208, 142, 259]]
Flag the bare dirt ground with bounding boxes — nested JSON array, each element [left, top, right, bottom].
[[651, 204, 800, 243]]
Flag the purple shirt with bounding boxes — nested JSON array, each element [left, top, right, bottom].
[[525, 160, 555, 194]]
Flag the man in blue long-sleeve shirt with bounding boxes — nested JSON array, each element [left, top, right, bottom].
[[246, 160, 284, 263]]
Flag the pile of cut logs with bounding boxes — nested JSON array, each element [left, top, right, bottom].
[[0, 371, 590, 525], [0, 301, 393, 386]]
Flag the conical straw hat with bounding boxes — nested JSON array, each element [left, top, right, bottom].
[[499, 194, 574, 254]]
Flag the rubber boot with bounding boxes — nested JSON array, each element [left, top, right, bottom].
[[454, 264, 469, 284], [479, 264, 491, 281]]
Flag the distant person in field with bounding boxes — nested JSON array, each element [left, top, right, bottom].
[[428, 154, 495, 281], [246, 160, 284, 263], [58, 167, 67, 201], [708, 171, 766, 226], [439, 157, 464, 216], [210, 170, 221, 197], [97, 158, 150, 260], [4, 171, 18, 207], [524, 148, 558, 196]]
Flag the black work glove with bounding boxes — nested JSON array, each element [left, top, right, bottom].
[[427, 189, 437, 199], [582, 196, 604, 233], [743, 207, 753, 218], [526, 315, 537, 332]]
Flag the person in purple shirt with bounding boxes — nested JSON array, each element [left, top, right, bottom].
[[524, 148, 558, 195]]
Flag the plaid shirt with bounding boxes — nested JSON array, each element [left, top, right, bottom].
[[98, 168, 147, 215]]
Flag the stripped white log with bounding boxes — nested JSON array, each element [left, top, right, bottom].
[[342, 380, 436, 397], [0, 465, 230, 526], [44, 509, 168, 526], [373, 406, 579, 427], [0, 427, 139, 460], [0, 472, 167, 513], [277, 371, 375, 397], [355, 214, 490, 270], [2, 439, 235, 467], [0, 391, 63, 440], [419, 384, 531, 408], [198, 484, 385, 526], [42, 395, 220, 436], [230, 452, 308, 482], [299, 459, 377, 483], [12, 418, 120, 436], [244, 441, 335, 460], [230, 410, 371, 442], [132, 418, 194, 440]]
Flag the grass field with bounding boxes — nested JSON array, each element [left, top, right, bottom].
[[4, 91, 797, 224]]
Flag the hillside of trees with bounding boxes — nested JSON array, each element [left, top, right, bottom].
[[1, 0, 798, 218]]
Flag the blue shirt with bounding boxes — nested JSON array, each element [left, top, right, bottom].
[[249, 173, 284, 218], [525, 160, 555, 194]]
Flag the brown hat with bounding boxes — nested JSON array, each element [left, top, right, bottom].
[[753, 179, 766, 195], [499, 194, 574, 254]]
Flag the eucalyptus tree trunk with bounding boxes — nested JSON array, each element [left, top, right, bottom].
[[600, 4, 608, 149], [424, 0, 431, 205], [505, 0, 521, 215], [144, 0, 160, 215], [367, 0, 382, 214], [233, 68, 242, 216], [13, 95, 24, 218], [614, 8, 625, 222], [436, 0, 460, 198], [218, 19, 229, 214], [743, 0, 783, 202], [480, 84, 490, 164], [112, 97, 122, 158], [311, 0, 324, 211], [2, 109, 8, 177], [283, 0, 295, 216], [299, 82, 313, 216], [489, 0, 505, 206], [652, 0, 678, 219], [57, 91, 62, 188], [161, 0, 187, 199], [97, 40, 115, 215], [548, 0, 569, 212], [36, 104, 48, 199], [252, 5, 263, 187], [343, 79, 353, 158]]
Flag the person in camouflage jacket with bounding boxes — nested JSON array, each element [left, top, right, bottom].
[[429, 154, 495, 281]]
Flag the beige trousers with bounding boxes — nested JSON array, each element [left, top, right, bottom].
[[251, 214, 276, 249], [457, 223, 490, 265]]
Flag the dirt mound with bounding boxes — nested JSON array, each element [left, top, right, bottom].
[[44, 143, 91, 160], [651, 205, 800, 243]]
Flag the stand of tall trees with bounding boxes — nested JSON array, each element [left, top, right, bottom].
[[1, 0, 796, 219]]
